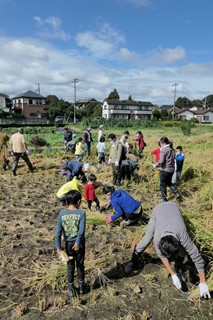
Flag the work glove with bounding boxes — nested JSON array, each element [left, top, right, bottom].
[[115, 161, 119, 167], [199, 283, 211, 299], [172, 274, 181, 290], [106, 216, 112, 224], [153, 164, 157, 169]]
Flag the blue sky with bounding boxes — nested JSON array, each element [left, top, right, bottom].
[[0, 0, 212, 106]]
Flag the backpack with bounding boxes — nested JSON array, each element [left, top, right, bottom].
[[120, 145, 127, 160]]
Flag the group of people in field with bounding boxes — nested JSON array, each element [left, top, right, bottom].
[[2, 127, 210, 299], [55, 125, 211, 299]]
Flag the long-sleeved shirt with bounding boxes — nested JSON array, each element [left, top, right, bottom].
[[75, 142, 84, 155], [84, 183, 96, 201], [109, 141, 123, 163], [136, 202, 204, 273], [151, 147, 161, 162], [157, 144, 175, 172], [56, 177, 84, 199], [134, 134, 145, 149], [110, 189, 141, 221], [55, 209, 86, 249], [96, 142, 107, 153]]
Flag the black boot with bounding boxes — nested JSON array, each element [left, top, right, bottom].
[[79, 281, 85, 294], [68, 282, 75, 297], [123, 247, 143, 276]]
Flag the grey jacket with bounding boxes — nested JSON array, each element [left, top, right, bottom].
[[136, 202, 204, 272], [158, 144, 175, 172]]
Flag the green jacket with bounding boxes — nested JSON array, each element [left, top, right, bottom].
[[109, 141, 123, 163]]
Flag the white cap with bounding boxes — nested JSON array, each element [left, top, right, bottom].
[[83, 163, 90, 172]]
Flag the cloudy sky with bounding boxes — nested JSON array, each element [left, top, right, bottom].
[[0, 0, 212, 106]]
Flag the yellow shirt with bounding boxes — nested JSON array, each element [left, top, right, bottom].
[[75, 142, 84, 155], [56, 177, 84, 198]]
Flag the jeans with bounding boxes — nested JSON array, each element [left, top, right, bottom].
[[160, 171, 174, 201], [66, 241, 85, 284]]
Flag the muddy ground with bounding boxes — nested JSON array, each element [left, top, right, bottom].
[[0, 155, 212, 320]]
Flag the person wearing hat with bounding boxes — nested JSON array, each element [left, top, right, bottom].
[[9, 128, 34, 176], [61, 159, 90, 182], [98, 125, 104, 142], [83, 127, 94, 157]]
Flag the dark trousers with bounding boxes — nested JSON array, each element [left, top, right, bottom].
[[12, 152, 33, 173], [86, 142, 91, 156], [87, 198, 100, 210], [160, 171, 174, 201], [122, 206, 143, 221], [111, 163, 121, 185], [65, 241, 85, 284]]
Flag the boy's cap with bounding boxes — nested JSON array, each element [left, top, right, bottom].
[[83, 163, 90, 171], [99, 125, 104, 129], [87, 127, 91, 131]]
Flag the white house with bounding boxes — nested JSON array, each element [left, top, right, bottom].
[[102, 99, 154, 120], [0, 93, 10, 112], [175, 108, 213, 123]]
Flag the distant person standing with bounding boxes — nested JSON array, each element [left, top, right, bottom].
[[64, 127, 73, 151], [9, 128, 34, 176], [108, 133, 123, 186], [83, 127, 93, 157], [98, 125, 104, 142], [134, 131, 145, 157]]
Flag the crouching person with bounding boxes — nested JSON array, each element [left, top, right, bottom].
[[124, 201, 211, 299], [56, 175, 87, 204], [103, 185, 143, 227], [55, 190, 86, 296]]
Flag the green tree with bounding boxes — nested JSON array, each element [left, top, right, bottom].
[[92, 103, 102, 117], [191, 99, 203, 109], [202, 94, 213, 108], [128, 95, 133, 101], [152, 108, 161, 120], [107, 88, 120, 100], [176, 97, 193, 109]]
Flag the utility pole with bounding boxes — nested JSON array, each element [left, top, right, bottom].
[[37, 83, 40, 94], [172, 83, 178, 120], [73, 78, 78, 124]]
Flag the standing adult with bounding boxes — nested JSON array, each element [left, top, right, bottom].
[[108, 133, 123, 186], [134, 131, 145, 157], [83, 127, 93, 157], [9, 128, 34, 176], [98, 125, 104, 142], [125, 202, 211, 299], [63, 127, 73, 151], [154, 136, 178, 202]]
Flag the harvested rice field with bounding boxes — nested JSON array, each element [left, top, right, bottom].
[[0, 126, 212, 319]]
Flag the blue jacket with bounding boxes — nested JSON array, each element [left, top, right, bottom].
[[61, 160, 83, 181], [55, 209, 86, 249], [110, 189, 141, 221]]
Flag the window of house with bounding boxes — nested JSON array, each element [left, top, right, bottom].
[[29, 113, 37, 116], [29, 99, 33, 105], [204, 116, 209, 120], [41, 113, 47, 118]]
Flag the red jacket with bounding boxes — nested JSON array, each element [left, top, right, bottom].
[[151, 147, 161, 162], [84, 183, 96, 201], [134, 134, 145, 149]]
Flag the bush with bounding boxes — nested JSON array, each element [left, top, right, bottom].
[[30, 135, 50, 148], [181, 121, 192, 136]]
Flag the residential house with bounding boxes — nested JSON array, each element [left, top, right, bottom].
[[102, 99, 154, 120], [75, 98, 100, 109], [12, 90, 47, 120], [175, 108, 213, 123], [0, 93, 10, 113]]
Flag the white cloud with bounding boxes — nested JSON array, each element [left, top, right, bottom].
[[180, 63, 213, 76], [117, 0, 151, 7], [75, 23, 125, 57], [34, 16, 70, 41], [119, 47, 137, 60], [151, 47, 186, 64]]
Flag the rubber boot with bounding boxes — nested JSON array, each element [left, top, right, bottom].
[[79, 281, 85, 294], [123, 247, 143, 275], [68, 282, 75, 297]]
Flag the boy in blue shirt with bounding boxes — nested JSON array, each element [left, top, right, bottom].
[[171, 146, 185, 187], [55, 190, 86, 296]]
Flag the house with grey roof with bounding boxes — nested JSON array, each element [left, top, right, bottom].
[[0, 93, 11, 113], [102, 99, 154, 120], [12, 90, 47, 120]]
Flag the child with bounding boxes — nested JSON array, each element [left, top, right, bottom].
[[96, 136, 107, 172], [56, 175, 87, 204], [172, 146, 185, 186], [134, 131, 145, 157], [151, 141, 161, 164], [84, 174, 102, 211], [55, 190, 86, 296], [75, 137, 84, 162]]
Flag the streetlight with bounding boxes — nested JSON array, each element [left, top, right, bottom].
[[172, 83, 178, 120]]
